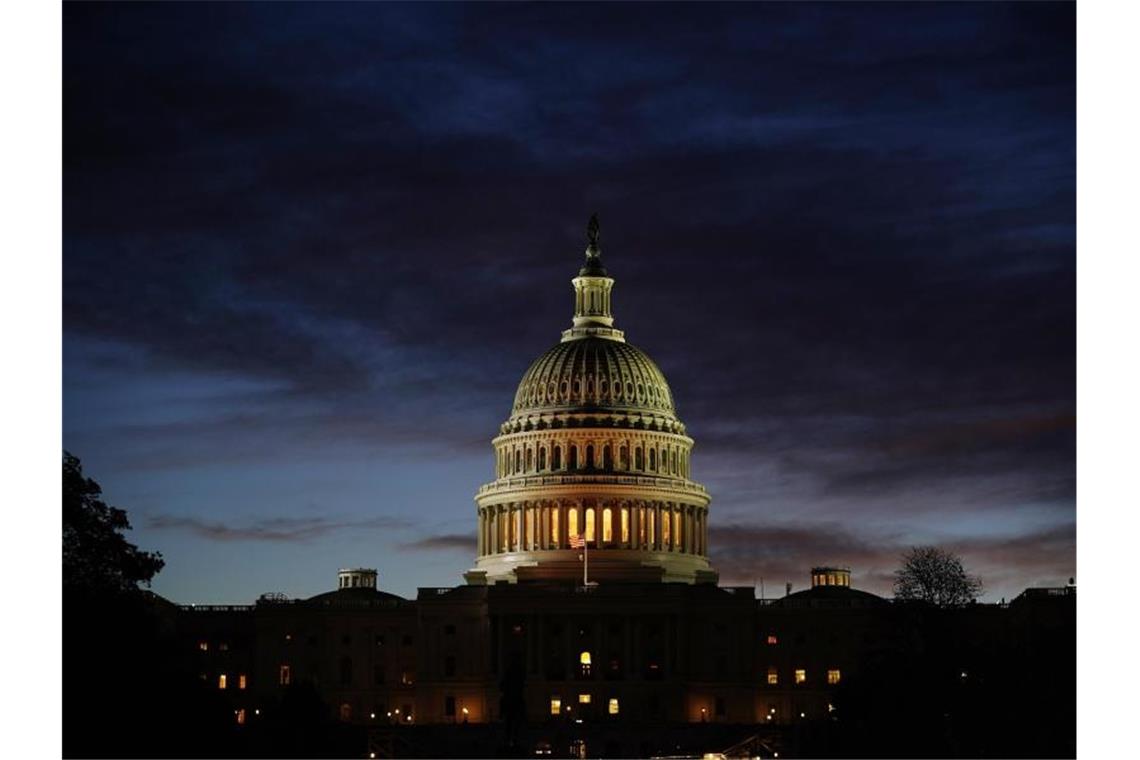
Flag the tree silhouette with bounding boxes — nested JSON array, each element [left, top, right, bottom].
[[893, 546, 982, 607], [63, 450, 164, 596]]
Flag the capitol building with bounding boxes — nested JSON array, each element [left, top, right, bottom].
[[174, 218, 1074, 758], [470, 216, 715, 586]]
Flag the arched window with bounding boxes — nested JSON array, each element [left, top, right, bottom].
[[526, 448, 533, 472], [672, 449, 678, 475], [649, 448, 656, 471], [603, 445, 612, 470], [621, 507, 629, 543], [635, 447, 644, 470], [551, 506, 560, 545], [662, 509, 671, 546], [515, 450, 521, 474], [674, 511, 683, 552], [538, 447, 546, 471], [568, 507, 579, 540], [620, 445, 629, 469], [586, 445, 594, 469], [585, 508, 596, 542], [580, 651, 592, 677], [602, 507, 613, 542], [553, 446, 562, 470], [569, 446, 578, 470]]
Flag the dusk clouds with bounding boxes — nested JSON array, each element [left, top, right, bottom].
[[63, 2, 1074, 603]]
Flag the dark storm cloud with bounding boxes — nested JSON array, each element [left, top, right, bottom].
[[147, 514, 410, 543], [397, 534, 477, 554], [64, 2, 1074, 598]]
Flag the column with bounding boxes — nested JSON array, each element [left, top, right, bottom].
[[655, 503, 663, 551], [477, 509, 484, 556]]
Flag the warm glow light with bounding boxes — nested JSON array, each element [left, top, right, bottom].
[[585, 508, 595, 542], [579, 651, 592, 665], [370, 712, 376, 719], [198, 641, 208, 651], [235, 709, 245, 725], [766, 634, 778, 645], [827, 669, 841, 684], [279, 665, 291, 686], [462, 707, 469, 715], [238, 674, 247, 690], [579, 694, 591, 704], [795, 668, 806, 684], [217, 674, 227, 689], [608, 698, 619, 715], [767, 667, 778, 685]]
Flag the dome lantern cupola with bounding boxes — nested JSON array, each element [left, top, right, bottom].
[[563, 214, 625, 343]]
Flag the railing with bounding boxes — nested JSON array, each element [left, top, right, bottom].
[[179, 604, 255, 612], [475, 473, 709, 498]]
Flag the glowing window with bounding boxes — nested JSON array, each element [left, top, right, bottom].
[[608, 698, 620, 715], [648, 511, 655, 545], [198, 641, 209, 651], [602, 508, 613, 542], [662, 510, 671, 545], [550, 697, 561, 715], [766, 634, 778, 645], [279, 664, 291, 686], [585, 508, 595, 542], [580, 651, 592, 665], [767, 668, 778, 685], [620, 508, 629, 543], [218, 674, 227, 689], [238, 674, 247, 690], [568, 508, 579, 539], [827, 669, 841, 684], [674, 511, 682, 549], [551, 507, 560, 544], [235, 708, 245, 725], [579, 694, 591, 704], [795, 669, 806, 684]]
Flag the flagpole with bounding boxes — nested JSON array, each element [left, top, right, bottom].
[[583, 537, 589, 587]]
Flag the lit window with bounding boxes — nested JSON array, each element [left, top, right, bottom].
[[400, 671, 413, 685], [795, 669, 806, 684], [767, 668, 778, 685], [238, 674, 247, 690], [550, 697, 561, 715], [579, 651, 592, 665], [602, 507, 613, 542], [218, 674, 227, 689], [235, 709, 245, 725], [585, 508, 595, 542], [279, 664, 291, 686], [621, 508, 629, 543], [551, 507, 560, 544], [608, 698, 619, 715], [580, 650, 592, 677], [568, 508, 579, 540], [579, 694, 591, 704], [827, 669, 841, 684], [198, 641, 209, 651], [766, 634, 778, 645]]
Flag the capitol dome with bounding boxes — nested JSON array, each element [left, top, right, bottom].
[[506, 337, 682, 433], [467, 215, 716, 586]]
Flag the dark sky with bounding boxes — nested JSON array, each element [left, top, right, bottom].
[[63, 1, 1075, 603]]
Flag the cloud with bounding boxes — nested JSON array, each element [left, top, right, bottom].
[[396, 534, 476, 553], [710, 521, 1074, 601], [147, 514, 410, 542]]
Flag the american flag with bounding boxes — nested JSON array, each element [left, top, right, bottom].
[[569, 535, 585, 549]]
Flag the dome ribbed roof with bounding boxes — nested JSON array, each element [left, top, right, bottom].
[[511, 337, 676, 419]]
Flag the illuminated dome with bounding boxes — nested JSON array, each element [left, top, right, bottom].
[[467, 215, 716, 586], [507, 337, 681, 431]]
